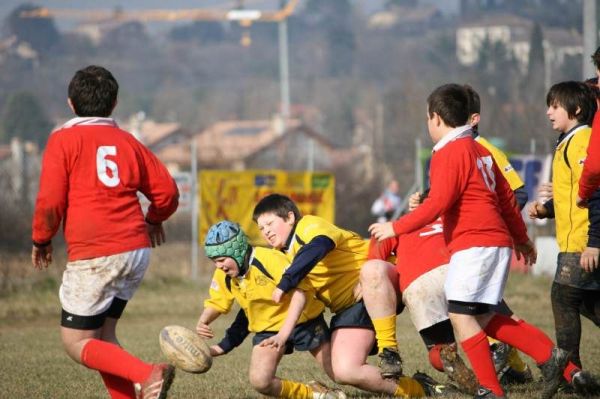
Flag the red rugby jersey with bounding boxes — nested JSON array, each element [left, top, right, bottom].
[[32, 118, 179, 261], [391, 129, 528, 253], [368, 220, 449, 291], [579, 111, 600, 201]]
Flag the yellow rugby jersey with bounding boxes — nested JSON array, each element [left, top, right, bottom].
[[283, 215, 368, 313], [553, 125, 591, 252], [475, 135, 524, 191], [204, 247, 324, 333]]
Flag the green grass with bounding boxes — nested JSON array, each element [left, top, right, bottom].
[[1, 246, 599, 398]]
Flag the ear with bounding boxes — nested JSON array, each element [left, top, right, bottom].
[[575, 106, 581, 115], [469, 113, 481, 127], [433, 112, 442, 127], [286, 211, 296, 225], [67, 98, 76, 114]]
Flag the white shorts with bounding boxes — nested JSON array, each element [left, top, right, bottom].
[[59, 248, 150, 317], [403, 265, 449, 331], [445, 246, 511, 305]]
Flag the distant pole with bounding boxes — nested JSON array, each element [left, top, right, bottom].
[[278, 7, 290, 127], [583, 0, 598, 79], [191, 137, 199, 281]]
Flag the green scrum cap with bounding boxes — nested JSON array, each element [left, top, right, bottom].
[[204, 221, 250, 274]]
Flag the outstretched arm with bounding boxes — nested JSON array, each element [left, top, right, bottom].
[[213, 308, 250, 356], [261, 289, 307, 350]]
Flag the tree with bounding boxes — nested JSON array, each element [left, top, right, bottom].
[[2, 3, 61, 54], [525, 22, 545, 101], [0, 92, 53, 147]]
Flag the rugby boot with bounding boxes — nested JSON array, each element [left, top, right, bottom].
[[473, 386, 506, 399], [139, 363, 175, 399], [412, 371, 459, 396], [572, 370, 600, 397], [500, 364, 534, 385], [538, 347, 569, 399], [439, 343, 478, 394], [377, 347, 403, 379], [490, 342, 511, 379], [308, 380, 347, 399]]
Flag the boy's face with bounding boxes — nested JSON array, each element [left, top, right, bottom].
[[256, 211, 295, 249], [426, 109, 442, 143], [546, 103, 577, 133], [212, 256, 240, 277]]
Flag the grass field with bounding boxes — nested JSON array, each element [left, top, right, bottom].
[[1, 242, 599, 398]]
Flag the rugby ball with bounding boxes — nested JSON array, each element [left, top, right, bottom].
[[159, 325, 212, 373]]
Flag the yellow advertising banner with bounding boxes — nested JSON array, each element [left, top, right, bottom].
[[199, 170, 335, 244]]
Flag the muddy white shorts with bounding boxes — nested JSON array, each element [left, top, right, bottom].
[[445, 246, 511, 305], [59, 248, 150, 322], [403, 265, 449, 331]]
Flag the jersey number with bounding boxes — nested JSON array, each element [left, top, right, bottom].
[[96, 146, 120, 187], [477, 156, 496, 192]]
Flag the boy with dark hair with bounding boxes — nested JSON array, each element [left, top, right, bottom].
[[253, 194, 450, 398], [370, 83, 569, 399], [529, 81, 600, 396], [31, 65, 179, 399], [196, 220, 345, 399]]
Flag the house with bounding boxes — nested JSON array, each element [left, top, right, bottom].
[[154, 118, 371, 176], [456, 14, 582, 72]]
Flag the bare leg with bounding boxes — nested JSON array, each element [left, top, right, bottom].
[[248, 344, 286, 397]]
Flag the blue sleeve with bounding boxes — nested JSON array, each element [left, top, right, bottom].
[[543, 199, 555, 219], [587, 189, 600, 248], [217, 308, 250, 354], [514, 186, 528, 211], [276, 235, 335, 293]]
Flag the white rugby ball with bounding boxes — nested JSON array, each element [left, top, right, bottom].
[[159, 325, 212, 373]]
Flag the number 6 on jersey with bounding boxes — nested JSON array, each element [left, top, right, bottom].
[[97, 146, 120, 187]]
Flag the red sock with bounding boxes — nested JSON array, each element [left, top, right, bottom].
[[100, 372, 137, 399], [484, 314, 553, 364], [563, 362, 580, 383], [461, 331, 504, 396], [428, 344, 445, 372], [81, 339, 153, 383]]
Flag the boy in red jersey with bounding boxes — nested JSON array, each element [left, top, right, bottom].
[[369, 84, 568, 399], [31, 65, 179, 399]]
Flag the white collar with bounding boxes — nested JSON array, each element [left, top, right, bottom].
[[60, 117, 118, 129], [432, 125, 472, 152], [557, 124, 588, 148]]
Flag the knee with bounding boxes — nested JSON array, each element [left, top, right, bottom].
[[248, 371, 275, 395], [331, 362, 359, 385], [360, 260, 388, 283]]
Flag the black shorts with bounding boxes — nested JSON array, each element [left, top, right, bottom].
[[253, 314, 330, 355], [555, 252, 600, 290], [61, 298, 128, 330], [329, 300, 374, 331], [448, 299, 514, 316]]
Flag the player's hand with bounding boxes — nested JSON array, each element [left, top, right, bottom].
[[576, 195, 589, 209], [196, 320, 214, 339], [538, 182, 553, 202], [527, 201, 548, 219], [353, 281, 363, 302], [272, 288, 285, 304], [31, 244, 53, 269], [580, 247, 599, 272], [209, 345, 225, 357], [514, 240, 537, 266], [146, 222, 166, 247], [368, 222, 395, 241], [259, 334, 287, 350], [408, 192, 422, 212]]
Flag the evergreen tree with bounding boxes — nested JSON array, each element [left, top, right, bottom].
[[526, 22, 545, 100], [0, 92, 53, 147], [2, 3, 61, 54]]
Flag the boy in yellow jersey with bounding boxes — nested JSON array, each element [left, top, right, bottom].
[[195, 221, 344, 399], [463, 84, 534, 385], [253, 194, 453, 398], [529, 81, 600, 396]]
